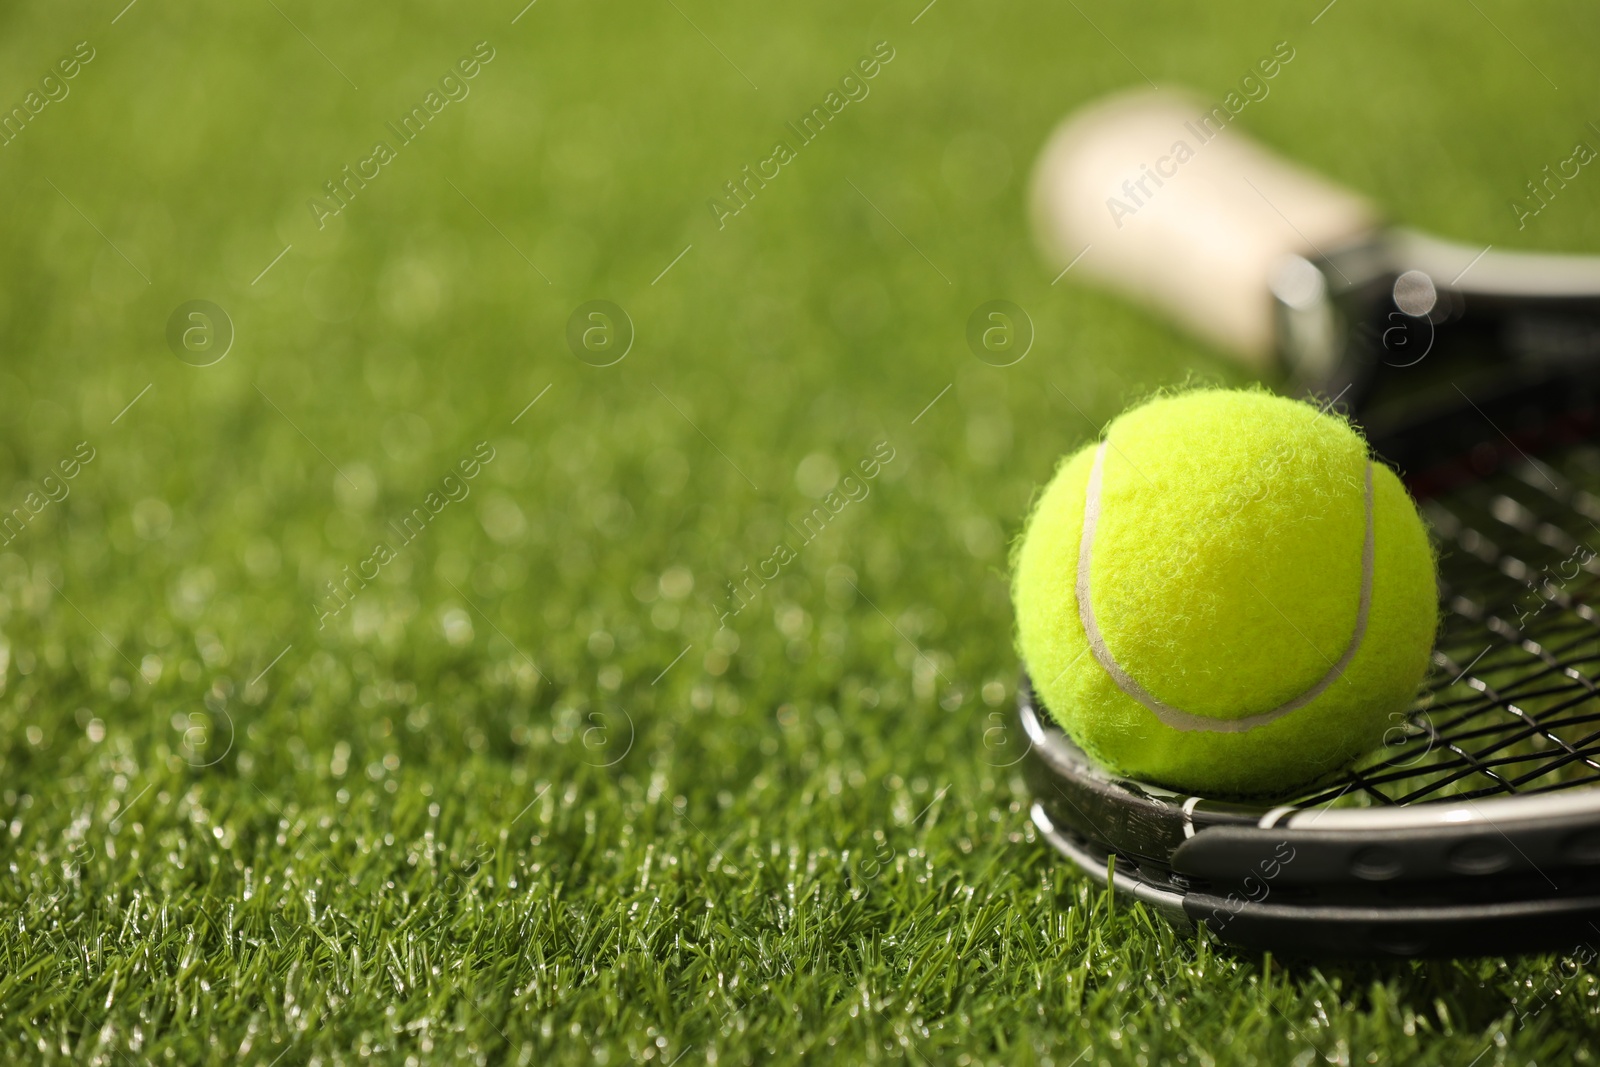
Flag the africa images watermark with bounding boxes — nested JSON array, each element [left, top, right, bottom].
[[1105, 40, 1296, 228], [313, 442, 497, 628], [1507, 936, 1600, 1024], [0, 441, 96, 546], [706, 41, 897, 230], [1, 40, 96, 148], [1511, 539, 1596, 629], [307, 41, 497, 229], [1203, 841, 1296, 933], [718, 441, 896, 627], [1510, 123, 1599, 230]]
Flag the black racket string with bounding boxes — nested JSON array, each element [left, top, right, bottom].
[[1291, 444, 1600, 810]]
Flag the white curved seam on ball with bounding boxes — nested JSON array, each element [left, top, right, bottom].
[[1075, 440, 1375, 734]]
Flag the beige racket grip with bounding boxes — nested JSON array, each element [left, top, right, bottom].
[[1031, 89, 1377, 369]]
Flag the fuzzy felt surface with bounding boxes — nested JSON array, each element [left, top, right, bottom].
[[1013, 388, 1437, 796]]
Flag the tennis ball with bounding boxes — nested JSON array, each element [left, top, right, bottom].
[[1012, 388, 1437, 797]]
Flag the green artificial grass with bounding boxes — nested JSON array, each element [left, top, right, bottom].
[[2, 0, 1600, 1063]]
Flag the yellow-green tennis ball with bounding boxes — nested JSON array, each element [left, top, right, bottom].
[[1012, 388, 1437, 797]]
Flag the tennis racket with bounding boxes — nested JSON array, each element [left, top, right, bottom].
[[1018, 89, 1600, 957]]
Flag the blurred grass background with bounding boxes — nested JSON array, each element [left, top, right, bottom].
[[1, 0, 1598, 1063]]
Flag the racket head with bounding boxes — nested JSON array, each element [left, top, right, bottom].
[[1030, 803, 1600, 957], [1016, 431, 1600, 955], [1022, 86, 1600, 957]]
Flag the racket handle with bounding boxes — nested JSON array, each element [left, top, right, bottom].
[[1030, 88, 1375, 368]]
